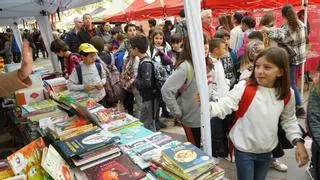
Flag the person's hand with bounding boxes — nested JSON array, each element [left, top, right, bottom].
[[195, 92, 201, 105], [95, 83, 104, 90], [84, 85, 95, 92], [18, 40, 33, 81], [295, 142, 309, 167]]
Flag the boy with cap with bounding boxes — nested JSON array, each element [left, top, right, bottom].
[[67, 43, 107, 106]]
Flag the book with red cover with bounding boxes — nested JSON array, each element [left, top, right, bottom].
[[84, 153, 145, 180]]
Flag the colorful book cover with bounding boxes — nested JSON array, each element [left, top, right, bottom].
[[28, 109, 68, 123], [7, 138, 46, 179], [76, 99, 101, 110], [41, 145, 73, 180], [71, 143, 120, 167], [103, 116, 140, 131], [162, 142, 216, 173], [22, 99, 57, 113], [57, 91, 89, 106], [145, 132, 172, 148], [84, 153, 146, 180], [56, 129, 119, 158], [94, 108, 127, 124], [113, 125, 154, 145], [0, 159, 14, 179], [59, 125, 98, 141], [53, 116, 88, 134]]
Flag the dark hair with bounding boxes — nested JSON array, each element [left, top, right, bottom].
[[233, 12, 244, 25], [90, 36, 104, 52], [150, 28, 165, 46], [171, 33, 183, 44], [50, 39, 69, 53], [124, 23, 136, 33], [130, 34, 149, 53], [175, 37, 193, 69], [179, 9, 185, 18], [260, 12, 275, 27], [214, 29, 230, 39], [79, 51, 90, 57], [148, 19, 157, 27], [209, 38, 224, 52], [110, 28, 120, 35], [117, 33, 125, 42], [282, 5, 300, 32], [248, 31, 263, 41], [297, 9, 305, 20], [249, 47, 290, 100], [6, 28, 12, 33], [164, 20, 173, 30], [241, 16, 256, 29], [218, 15, 231, 32]]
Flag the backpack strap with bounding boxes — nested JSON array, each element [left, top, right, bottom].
[[75, 65, 83, 84], [95, 62, 102, 80], [284, 90, 291, 106]]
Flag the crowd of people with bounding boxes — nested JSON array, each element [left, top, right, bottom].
[[2, 4, 320, 180]]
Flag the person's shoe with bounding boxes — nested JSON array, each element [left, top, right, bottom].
[[296, 107, 306, 119], [306, 165, 316, 180], [270, 159, 288, 172]]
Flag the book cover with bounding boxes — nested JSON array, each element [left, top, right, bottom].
[[84, 153, 145, 180], [7, 138, 46, 178], [28, 109, 68, 123], [0, 159, 14, 179], [77, 99, 101, 110], [162, 142, 216, 173], [56, 129, 119, 158], [78, 152, 121, 171], [43, 77, 67, 95], [113, 125, 154, 145], [71, 144, 120, 167], [41, 145, 73, 180], [59, 125, 98, 141], [145, 132, 172, 148], [22, 99, 57, 113], [53, 116, 88, 134], [94, 108, 127, 124]]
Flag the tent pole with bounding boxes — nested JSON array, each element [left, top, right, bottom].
[[300, 0, 308, 101], [183, 0, 212, 155]]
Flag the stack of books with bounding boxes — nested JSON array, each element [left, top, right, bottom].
[[151, 142, 224, 180], [21, 99, 58, 118]]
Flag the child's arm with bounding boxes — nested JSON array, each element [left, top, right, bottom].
[[67, 68, 85, 91], [279, 90, 303, 143], [161, 62, 190, 118], [158, 50, 173, 66], [209, 80, 246, 119], [134, 62, 153, 89]]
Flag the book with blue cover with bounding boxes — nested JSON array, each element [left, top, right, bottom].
[[162, 142, 217, 173], [56, 129, 119, 158], [113, 125, 154, 145], [145, 132, 172, 148]]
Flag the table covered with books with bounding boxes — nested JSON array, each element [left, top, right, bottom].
[[0, 76, 225, 180]]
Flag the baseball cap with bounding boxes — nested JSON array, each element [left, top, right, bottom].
[[78, 43, 98, 53]]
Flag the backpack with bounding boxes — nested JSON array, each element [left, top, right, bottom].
[[99, 58, 124, 104], [75, 62, 102, 84], [66, 53, 81, 75], [114, 49, 125, 73]]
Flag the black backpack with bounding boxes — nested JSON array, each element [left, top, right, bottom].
[[75, 61, 102, 84]]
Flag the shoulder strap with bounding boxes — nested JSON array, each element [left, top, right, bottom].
[[75, 65, 82, 84], [284, 90, 292, 106], [185, 61, 194, 87], [95, 62, 102, 80], [229, 84, 257, 131]]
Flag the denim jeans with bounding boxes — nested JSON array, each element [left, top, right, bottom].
[[290, 64, 302, 106], [235, 148, 272, 180]]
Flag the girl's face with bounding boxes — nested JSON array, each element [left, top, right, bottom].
[[172, 41, 183, 51], [254, 56, 283, 88], [204, 44, 209, 57], [153, 34, 163, 47]]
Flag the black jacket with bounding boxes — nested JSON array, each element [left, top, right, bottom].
[[307, 85, 320, 147], [134, 57, 156, 101], [76, 27, 101, 50]]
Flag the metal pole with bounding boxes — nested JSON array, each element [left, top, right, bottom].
[[300, 0, 308, 101]]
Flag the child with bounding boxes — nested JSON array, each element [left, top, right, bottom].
[[161, 37, 200, 147], [248, 30, 263, 42], [168, 33, 183, 66], [214, 29, 237, 88], [306, 64, 320, 180], [199, 47, 309, 180], [67, 43, 107, 106], [50, 39, 81, 77], [131, 34, 157, 131], [239, 40, 265, 81], [90, 36, 113, 66]]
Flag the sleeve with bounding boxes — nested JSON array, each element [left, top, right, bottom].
[[307, 86, 320, 146], [132, 56, 140, 78], [0, 70, 32, 97], [67, 68, 85, 91], [230, 29, 237, 50], [134, 62, 153, 89], [158, 50, 173, 66], [209, 80, 246, 119], [280, 89, 303, 144], [209, 69, 218, 101], [161, 62, 189, 117], [64, 31, 71, 45]]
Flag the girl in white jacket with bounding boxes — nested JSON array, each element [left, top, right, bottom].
[[197, 47, 309, 180]]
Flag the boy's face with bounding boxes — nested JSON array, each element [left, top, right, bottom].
[[172, 41, 183, 51], [82, 53, 97, 65], [131, 47, 139, 57], [127, 26, 137, 39], [223, 36, 230, 49], [241, 22, 249, 32], [213, 43, 226, 58]]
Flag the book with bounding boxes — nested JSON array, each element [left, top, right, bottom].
[[52, 116, 88, 135], [84, 153, 146, 180], [3, 174, 26, 180], [43, 77, 67, 95], [56, 91, 89, 106], [79, 152, 121, 171], [162, 142, 217, 173], [41, 145, 73, 180], [56, 129, 119, 158], [145, 132, 172, 148], [21, 99, 58, 117], [59, 125, 98, 141], [28, 109, 68, 123], [7, 138, 46, 177], [94, 108, 127, 123], [71, 143, 121, 167], [0, 159, 14, 179], [113, 125, 154, 145], [76, 98, 101, 110]]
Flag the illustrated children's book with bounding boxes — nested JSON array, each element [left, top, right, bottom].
[[7, 138, 46, 179], [0, 159, 14, 179]]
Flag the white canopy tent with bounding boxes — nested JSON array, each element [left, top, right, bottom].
[[0, 0, 102, 72]]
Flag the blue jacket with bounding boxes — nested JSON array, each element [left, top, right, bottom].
[[64, 28, 78, 53], [11, 37, 20, 53]]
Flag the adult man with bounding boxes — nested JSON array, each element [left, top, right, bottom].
[[201, 9, 215, 41], [76, 14, 101, 50], [64, 17, 83, 53]]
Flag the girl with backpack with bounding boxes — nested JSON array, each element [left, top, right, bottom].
[[197, 47, 309, 180]]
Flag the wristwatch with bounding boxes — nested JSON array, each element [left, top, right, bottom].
[[292, 138, 305, 146]]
